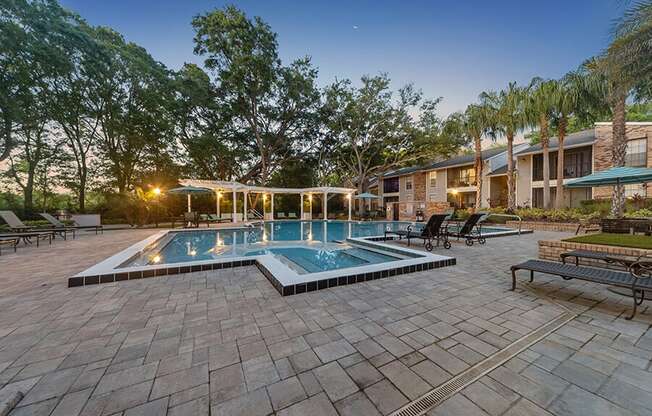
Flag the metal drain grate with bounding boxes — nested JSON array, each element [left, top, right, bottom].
[[390, 311, 576, 416]]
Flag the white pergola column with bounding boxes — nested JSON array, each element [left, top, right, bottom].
[[216, 191, 220, 217], [309, 194, 312, 219], [323, 192, 328, 220], [187, 194, 191, 213], [347, 194, 352, 221], [300, 193, 304, 220], [271, 193, 275, 220], [244, 191, 248, 222], [232, 189, 237, 223]]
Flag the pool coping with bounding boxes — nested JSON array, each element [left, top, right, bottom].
[[69, 228, 456, 295]]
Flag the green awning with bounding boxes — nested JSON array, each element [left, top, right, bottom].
[[565, 167, 652, 188], [354, 192, 380, 199], [167, 185, 213, 194]]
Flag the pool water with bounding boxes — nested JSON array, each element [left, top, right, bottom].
[[122, 221, 411, 272]]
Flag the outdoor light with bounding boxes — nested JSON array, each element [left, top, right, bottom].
[[153, 187, 161, 196], [451, 189, 459, 195], [308, 194, 312, 201], [189, 249, 197, 256], [152, 255, 161, 264], [346, 193, 351, 199], [263, 194, 267, 201], [217, 191, 222, 199]]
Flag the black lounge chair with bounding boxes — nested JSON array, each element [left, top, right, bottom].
[[40, 212, 103, 234], [384, 214, 451, 251], [0, 210, 75, 240], [444, 212, 486, 246], [0, 235, 20, 255], [0, 231, 54, 248], [511, 257, 652, 320]]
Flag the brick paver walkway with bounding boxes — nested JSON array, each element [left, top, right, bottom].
[[0, 229, 651, 415]]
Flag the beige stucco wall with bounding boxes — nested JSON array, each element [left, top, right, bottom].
[[516, 154, 532, 206], [398, 175, 413, 202]]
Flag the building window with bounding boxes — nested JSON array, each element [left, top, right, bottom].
[[624, 184, 647, 198], [405, 177, 413, 191], [383, 177, 399, 193], [532, 147, 592, 181], [429, 171, 437, 187], [625, 138, 647, 167], [429, 194, 438, 202]]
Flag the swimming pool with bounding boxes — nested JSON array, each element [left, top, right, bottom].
[[73, 220, 456, 294]]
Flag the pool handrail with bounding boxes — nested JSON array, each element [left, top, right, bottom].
[[481, 213, 523, 234]]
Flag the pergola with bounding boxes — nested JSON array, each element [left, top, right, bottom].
[[180, 179, 356, 223]]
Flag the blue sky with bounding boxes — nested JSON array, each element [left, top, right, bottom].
[[61, 0, 622, 117]]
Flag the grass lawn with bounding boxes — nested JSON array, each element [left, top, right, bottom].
[[564, 233, 652, 250]]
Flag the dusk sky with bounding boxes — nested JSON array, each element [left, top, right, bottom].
[[61, 0, 622, 117]]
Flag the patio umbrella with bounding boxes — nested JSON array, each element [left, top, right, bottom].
[[168, 185, 212, 212], [566, 166, 652, 188], [354, 192, 380, 199]]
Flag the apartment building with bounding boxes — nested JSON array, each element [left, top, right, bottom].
[[370, 122, 652, 220], [515, 122, 652, 208]]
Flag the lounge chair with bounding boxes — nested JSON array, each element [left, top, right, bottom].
[[511, 256, 652, 320], [203, 214, 231, 226], [277, 212, 287, 219], [0, 210, 75, 240], [288, 212, 298, 219], [0, 231, 54, 248], [384, 214, 451, 251], [444, 212, 486, 246], [184, 212, 200, 228], [0, 235, 20, 255], [40, 212, 103, 234]]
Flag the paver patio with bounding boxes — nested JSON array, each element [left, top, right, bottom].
[[0, 228, 651, 415]]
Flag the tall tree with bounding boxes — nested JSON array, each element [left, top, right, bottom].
[[550, 70, 598, 208], [525, 78, 557, 208], [323, 74, 462, 195], [447, 105, 492, 210], [0, 0, 77, 162], [481, 82, 526, 211], [598, 0, 652, 217], [192, 6, 322, 185], [172, 63, 247, 180], [92, 27, 175, 194]]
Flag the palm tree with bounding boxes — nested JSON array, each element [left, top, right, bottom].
[[550, 71, 590, 208], [525, 78, 557, 209], [590, 0, 652, 217], [481, 82, 527, 211], [459, 104, 492, 210]]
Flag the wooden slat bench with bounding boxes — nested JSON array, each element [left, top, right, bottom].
[[511, 259, 652, 320]]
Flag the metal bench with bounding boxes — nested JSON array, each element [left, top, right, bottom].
[[511, 258, 652, 320]]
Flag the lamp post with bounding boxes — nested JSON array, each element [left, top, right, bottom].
[[153, 187, 161, 227]]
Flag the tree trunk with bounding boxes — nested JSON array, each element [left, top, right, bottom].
[[555, 117, 567, 209], [506, 133, 516, 211], [23, 167, 35, 214], [79, 169, 87, 212], [611, 91, 627, 218], [540, 115, 551, 209], [473, 136, 483, 211]]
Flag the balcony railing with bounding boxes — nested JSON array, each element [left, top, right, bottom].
[[447, 176, 477, 188]]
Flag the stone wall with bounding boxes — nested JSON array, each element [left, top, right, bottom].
[[539, 239, 652, 269], [506, 221, 579, 233], [397, 201, 451, 221], [413, 172, 426, 202], [593, 123, 652, 199]]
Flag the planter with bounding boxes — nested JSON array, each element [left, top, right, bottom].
[[538, 239, 652, 270], [506, 221, 579, 233]]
